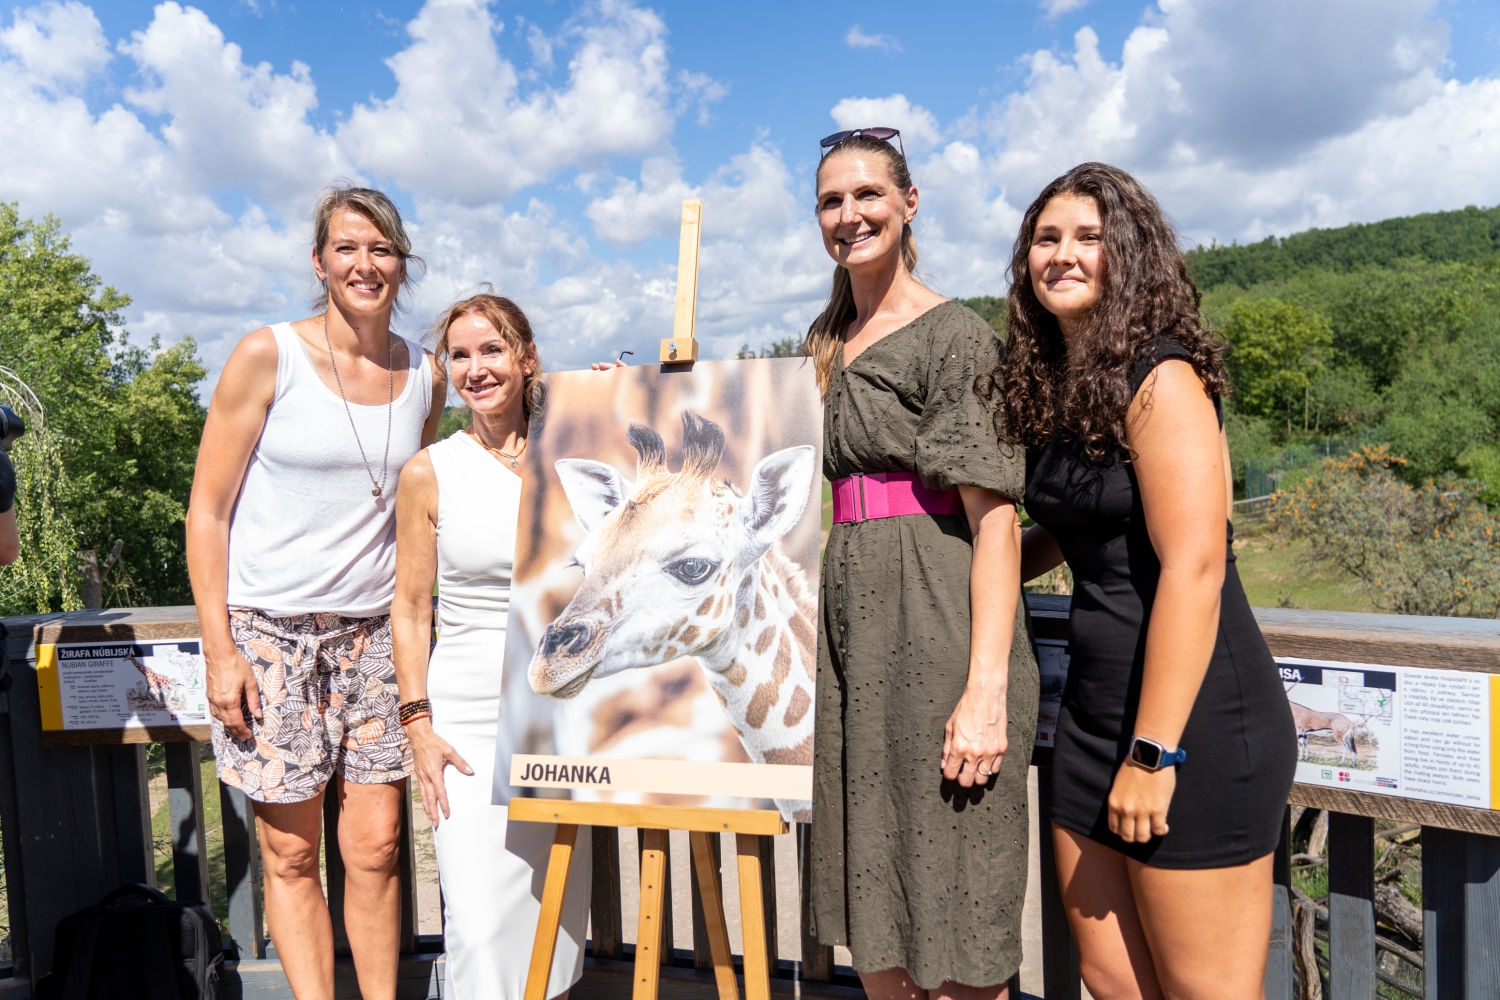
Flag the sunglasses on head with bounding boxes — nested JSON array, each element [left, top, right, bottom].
[[819, 127, 905, 159]]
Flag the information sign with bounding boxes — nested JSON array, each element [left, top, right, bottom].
[[1280, 656, 1500, 811], [37, 638, 210, 732]]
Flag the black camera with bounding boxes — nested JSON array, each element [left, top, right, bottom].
[[0, 406, 24, 452]]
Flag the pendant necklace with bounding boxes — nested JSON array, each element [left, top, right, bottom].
[[324, 312, 394, 500], [470, 428, 526, 470]]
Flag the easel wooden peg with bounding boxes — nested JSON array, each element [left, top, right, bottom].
[[660, 198, 702, 364], [511, 798, 786, 1000]]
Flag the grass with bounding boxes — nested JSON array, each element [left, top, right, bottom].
[[1231, 524, 1383, 613]]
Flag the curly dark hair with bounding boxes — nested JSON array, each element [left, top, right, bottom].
[[981, 162, 1227, 461]]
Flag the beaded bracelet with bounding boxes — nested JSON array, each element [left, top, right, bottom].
[[398, 699, 432, 726]]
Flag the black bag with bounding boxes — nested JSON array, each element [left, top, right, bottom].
[[43, 884, 222, 1000]]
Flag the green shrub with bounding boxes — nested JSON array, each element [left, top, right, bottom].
[[1270, 446, 1500, 617]]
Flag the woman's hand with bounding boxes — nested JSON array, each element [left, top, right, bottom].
[[1107, 758, 1176, 843], [406, 719, 473, 827], [589, 358, 627, 370], [942, 682, 1008, 788], [206, 645, 261, 741]]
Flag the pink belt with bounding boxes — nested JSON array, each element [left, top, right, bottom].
[[831, 472, 964, 524]]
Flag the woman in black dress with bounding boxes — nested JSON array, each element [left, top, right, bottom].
[[992, 163, 1295, 999]]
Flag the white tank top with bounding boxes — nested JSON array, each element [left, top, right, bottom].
[[226, 322, 432, 618]]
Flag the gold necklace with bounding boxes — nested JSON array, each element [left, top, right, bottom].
[[468, 428, 527, 470]]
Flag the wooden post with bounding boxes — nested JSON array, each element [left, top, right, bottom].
[[638, 827, 674, 961], [1266, 806, 1294, 1000], [690, 830, 739, 1000], [164, 740, 210, 904], [755, 835, 779, 974], [1037, 766, 1082, 1000], [1426, 826, 1500, 999], [1326, 812, 1375, 1000], [690, 828, 722, 971], [523, 823, 579, 1000], [797, 821, 833, 980], [592, 825, 625, 960], [1461, 832, 1500, 998], [660, 200, 702, 364], [396, 781, 420, 953], [1424, 825, 1463, 1000], [220, 780, 264, 959], [108, 745, 155, 887], [736, 834, 772, 1000], [636, 828, 670, 999]]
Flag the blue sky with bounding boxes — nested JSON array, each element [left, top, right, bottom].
[[5, 0, 1500, 388]]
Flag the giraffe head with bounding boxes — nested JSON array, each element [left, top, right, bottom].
[[529, 412, 815, 699]]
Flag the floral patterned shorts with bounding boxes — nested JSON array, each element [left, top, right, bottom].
[[211, 610, 412, 804]]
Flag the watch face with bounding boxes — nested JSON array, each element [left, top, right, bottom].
[[1132, 739, 1163, 769]]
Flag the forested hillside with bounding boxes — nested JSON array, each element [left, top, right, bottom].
[[1191, 208, 1500, 501], [1184, 204, 1500, 290]]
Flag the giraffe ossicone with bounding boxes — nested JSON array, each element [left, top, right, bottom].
[[529, 412, 818, 820]]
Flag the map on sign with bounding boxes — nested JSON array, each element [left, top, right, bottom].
[[1339, 684, 1394, 719]]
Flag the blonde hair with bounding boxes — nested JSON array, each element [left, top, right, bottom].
[[433, 292, 546, 419], [804, 136, 919, 394], [312, 182, 425, 310]]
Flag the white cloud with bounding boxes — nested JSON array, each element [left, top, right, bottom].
[[2, 0, 1498, 395], [845, 26, 901, 53], [120, 3, 351, 217], [0, 1, 109, 87], [829, 95, 943, 156], [338, 0, 675, 205], [1038, 0, 1089, 18]]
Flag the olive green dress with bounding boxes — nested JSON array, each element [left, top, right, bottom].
[[810, 300, 1038, 989]]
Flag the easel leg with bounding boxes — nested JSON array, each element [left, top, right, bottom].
[[523, 822, 578, 1000], [634, 828, 669, 1000], [736, 833, 772, 1000], [689, 831, 739, 1000]]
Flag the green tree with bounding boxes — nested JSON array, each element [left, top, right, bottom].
[[0, 205, 206, 613], [437, 405, 473, 440], [1381, 330, 1499, 481], [1222, 299, 1334, 435], [735, 337, 804, 359], [959, 296, 1007, 334]]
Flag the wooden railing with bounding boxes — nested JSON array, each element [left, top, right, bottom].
[[2, 599, 1498, 999]]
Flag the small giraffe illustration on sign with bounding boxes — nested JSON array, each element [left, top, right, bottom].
[[529, 412, 817, 818]]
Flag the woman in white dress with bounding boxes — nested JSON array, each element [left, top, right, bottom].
[[390, 292, 591, 999]]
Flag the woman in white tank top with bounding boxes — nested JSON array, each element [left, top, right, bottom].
[[186, 185, 445, 1000], [390, 294, 590, 1000]]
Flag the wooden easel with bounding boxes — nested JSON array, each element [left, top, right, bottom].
[[517, 199, 791, 1000], [659, 199, 702, 364], [511, 799, 787, 1000]]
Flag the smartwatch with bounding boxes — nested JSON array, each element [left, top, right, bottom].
[[1129, 736, 1187, 771]]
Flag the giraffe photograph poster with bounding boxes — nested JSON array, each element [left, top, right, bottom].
[[495, 358, 823, 821]]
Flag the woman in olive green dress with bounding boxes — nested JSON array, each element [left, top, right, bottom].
[[807, 129, 1038, 1000]]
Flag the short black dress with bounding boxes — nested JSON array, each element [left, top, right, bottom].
[[1024, 339, 1296, 868]]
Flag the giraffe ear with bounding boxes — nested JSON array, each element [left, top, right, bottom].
[[555, 459, 632, 533], [743, 445, 816, 555]]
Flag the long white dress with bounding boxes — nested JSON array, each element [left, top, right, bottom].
[[426, 431, 592, 999]]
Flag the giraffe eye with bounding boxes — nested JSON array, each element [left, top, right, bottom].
[[666, 557, 718, 586]]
